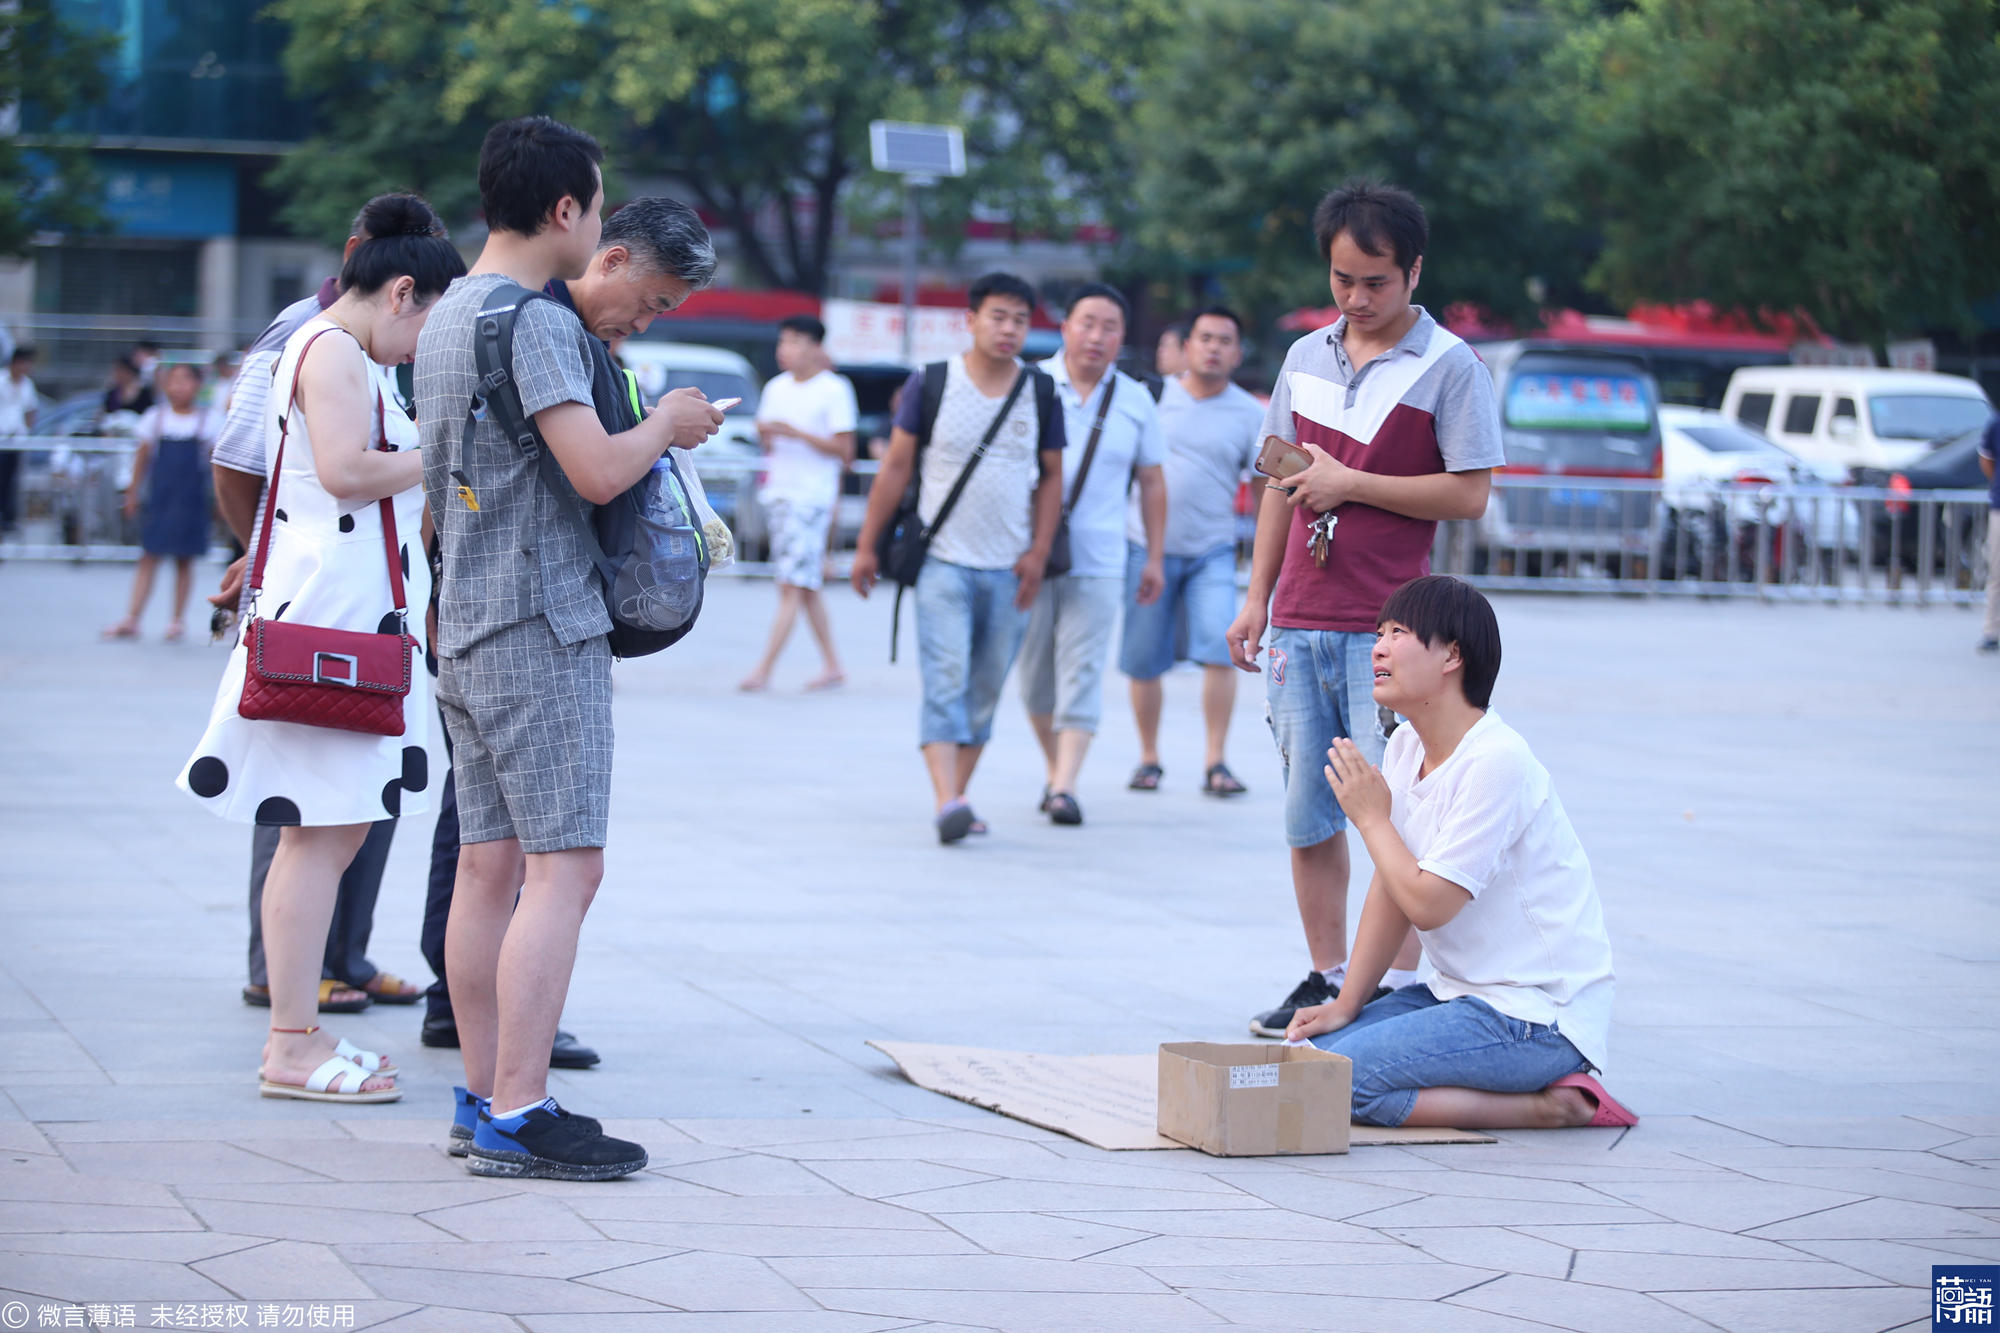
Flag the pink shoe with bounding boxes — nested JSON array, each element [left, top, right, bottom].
[[1550, 1073, 1639, 1126]]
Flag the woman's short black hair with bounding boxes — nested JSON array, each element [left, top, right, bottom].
[[1065, 281, 1130, 328], [778, 315, 826, 343], [1312, 180, 1428, 276], [478, 115, 604, 238], [968, 271, 1036, 314], [339, 194, 467, 302], [1377, 574, 1501, 709]]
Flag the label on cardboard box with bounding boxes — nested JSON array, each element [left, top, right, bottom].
[[1229, 1064, 1281, 1090]]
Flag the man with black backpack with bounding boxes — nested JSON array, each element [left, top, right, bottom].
[[415, 117, 722, 1181], [851, 273, 1067, 844], [415, 193, 724, 1075]]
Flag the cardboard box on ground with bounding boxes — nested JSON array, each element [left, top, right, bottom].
[[1157, 1041, 1351, 1156]]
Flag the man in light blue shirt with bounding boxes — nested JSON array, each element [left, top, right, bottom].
[[1023, 283, 1166, 825], [1122, 307, 1267, 797]]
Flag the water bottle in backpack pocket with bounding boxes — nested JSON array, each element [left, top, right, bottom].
[[612, 457, 707, 631]]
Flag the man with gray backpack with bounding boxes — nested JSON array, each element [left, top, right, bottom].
[[415, 116, 722, 1181], [851, 273, 1067, 844]]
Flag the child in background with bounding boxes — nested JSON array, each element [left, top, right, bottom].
[[106, 363, 219, 641]]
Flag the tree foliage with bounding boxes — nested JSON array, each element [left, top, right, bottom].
[[0, 0, 115, 255], [1549, 0, 2000, 342], [267, 0, 1172, 291], [1122, 0, 1592, 328]]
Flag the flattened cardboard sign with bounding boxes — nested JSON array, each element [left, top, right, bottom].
[[870, 1041, 1494, 1152]]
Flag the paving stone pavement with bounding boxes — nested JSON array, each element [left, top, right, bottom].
[[2, 561, 1995, 1331]]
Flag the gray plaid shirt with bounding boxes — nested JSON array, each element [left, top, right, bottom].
[[416, 273, 607, 657]]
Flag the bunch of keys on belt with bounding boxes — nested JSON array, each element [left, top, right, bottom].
[[1308, 511, 1338, 567]]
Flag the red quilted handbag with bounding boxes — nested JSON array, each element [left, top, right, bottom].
[[237, 328, 415, 737]]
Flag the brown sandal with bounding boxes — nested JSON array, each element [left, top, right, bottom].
[[360, 972, 422, 1005]]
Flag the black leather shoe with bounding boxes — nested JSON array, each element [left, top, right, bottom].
[[550, 1029, 600, 1069], [422, 1016, 599, 1067]]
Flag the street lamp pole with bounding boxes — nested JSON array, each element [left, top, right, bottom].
[[900, 174, 935, 368]]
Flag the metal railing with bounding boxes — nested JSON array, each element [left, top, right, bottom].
[[4, 439, 1990, 607], [1431, 475, 1991, 605]]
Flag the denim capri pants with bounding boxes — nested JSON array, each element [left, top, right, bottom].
[[1310, 984, 1589, 1126]]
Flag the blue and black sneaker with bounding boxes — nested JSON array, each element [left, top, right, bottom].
[[466, 1098, 645, 1181], [448, 1086, 484, 1157], [450, 1087, 603, 1158]]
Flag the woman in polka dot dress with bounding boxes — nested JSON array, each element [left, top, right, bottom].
[[176, 194, 465, 1104]]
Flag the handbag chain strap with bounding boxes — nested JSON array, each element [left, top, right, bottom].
[[246, 325, 407, 629]]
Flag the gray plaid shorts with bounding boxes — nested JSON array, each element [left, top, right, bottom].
[[436, 617, 613, 852]]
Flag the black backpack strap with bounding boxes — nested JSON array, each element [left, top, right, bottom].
[[916, 360, 948, 452], [1032, 369, 1058, 455], [469, 283, 614, 580]]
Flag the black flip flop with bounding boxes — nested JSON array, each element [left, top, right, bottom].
[[1203, 763, 1248, 797], [1128, 763, 1164, 791], [1045, 792, 1083, 825], [937, 801, 976, 844]]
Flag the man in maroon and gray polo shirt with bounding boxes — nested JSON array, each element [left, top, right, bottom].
[[1226, 181, 1505, 1037]]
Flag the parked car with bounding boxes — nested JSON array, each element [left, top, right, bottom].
[[1655, 406, 1858, 581], [16, 391, 138, 546], [835, 361, 912, 550], [1721, 366, 1991, 476], [617, 341, 766, 554], [1853, 424, 1993, 577], [1473, 343, 1664, 577]]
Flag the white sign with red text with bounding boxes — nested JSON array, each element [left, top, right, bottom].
[[823, 298, 971, 366]]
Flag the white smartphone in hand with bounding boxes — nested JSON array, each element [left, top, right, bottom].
[[710, 396, 742, 412]]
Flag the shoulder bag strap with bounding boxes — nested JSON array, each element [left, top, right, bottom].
[[1062, 373, 1116, 518], [251, 327, 407, 619], [921, 367, 1030, 543], [246, 327, 335, 602]]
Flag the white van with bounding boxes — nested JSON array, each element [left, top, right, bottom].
[[616, 341, 767, 552], [1720, 366, 1990, 475]]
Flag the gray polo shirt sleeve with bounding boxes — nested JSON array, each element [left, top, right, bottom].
[[1132, 386, 1165, 469], [1259, 340, 1304, 446], [512, 300, 597, 419], [211, 349, 277, 476], [1436, 349, 1505, 472]]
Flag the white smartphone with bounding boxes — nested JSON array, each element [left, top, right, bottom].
[[710, 396, 742, 412]]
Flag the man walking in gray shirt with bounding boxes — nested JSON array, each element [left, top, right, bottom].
[[1121, 307, 1267, 797]]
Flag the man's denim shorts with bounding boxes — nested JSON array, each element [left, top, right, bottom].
[[1264, 627, 1385, 847], [1119, 541, 1238, 680]]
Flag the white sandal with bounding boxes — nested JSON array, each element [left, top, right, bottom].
[[260, 1025, 400, 1103], [334, 1038, 396, 1075]]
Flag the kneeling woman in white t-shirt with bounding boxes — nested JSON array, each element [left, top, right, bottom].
[[1286, 575, 1636, 1130]]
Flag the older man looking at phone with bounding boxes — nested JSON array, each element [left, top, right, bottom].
[[1226, 180, 1503, 1039]]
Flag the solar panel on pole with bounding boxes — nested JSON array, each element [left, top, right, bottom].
[[870, 122, 966, 365]]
